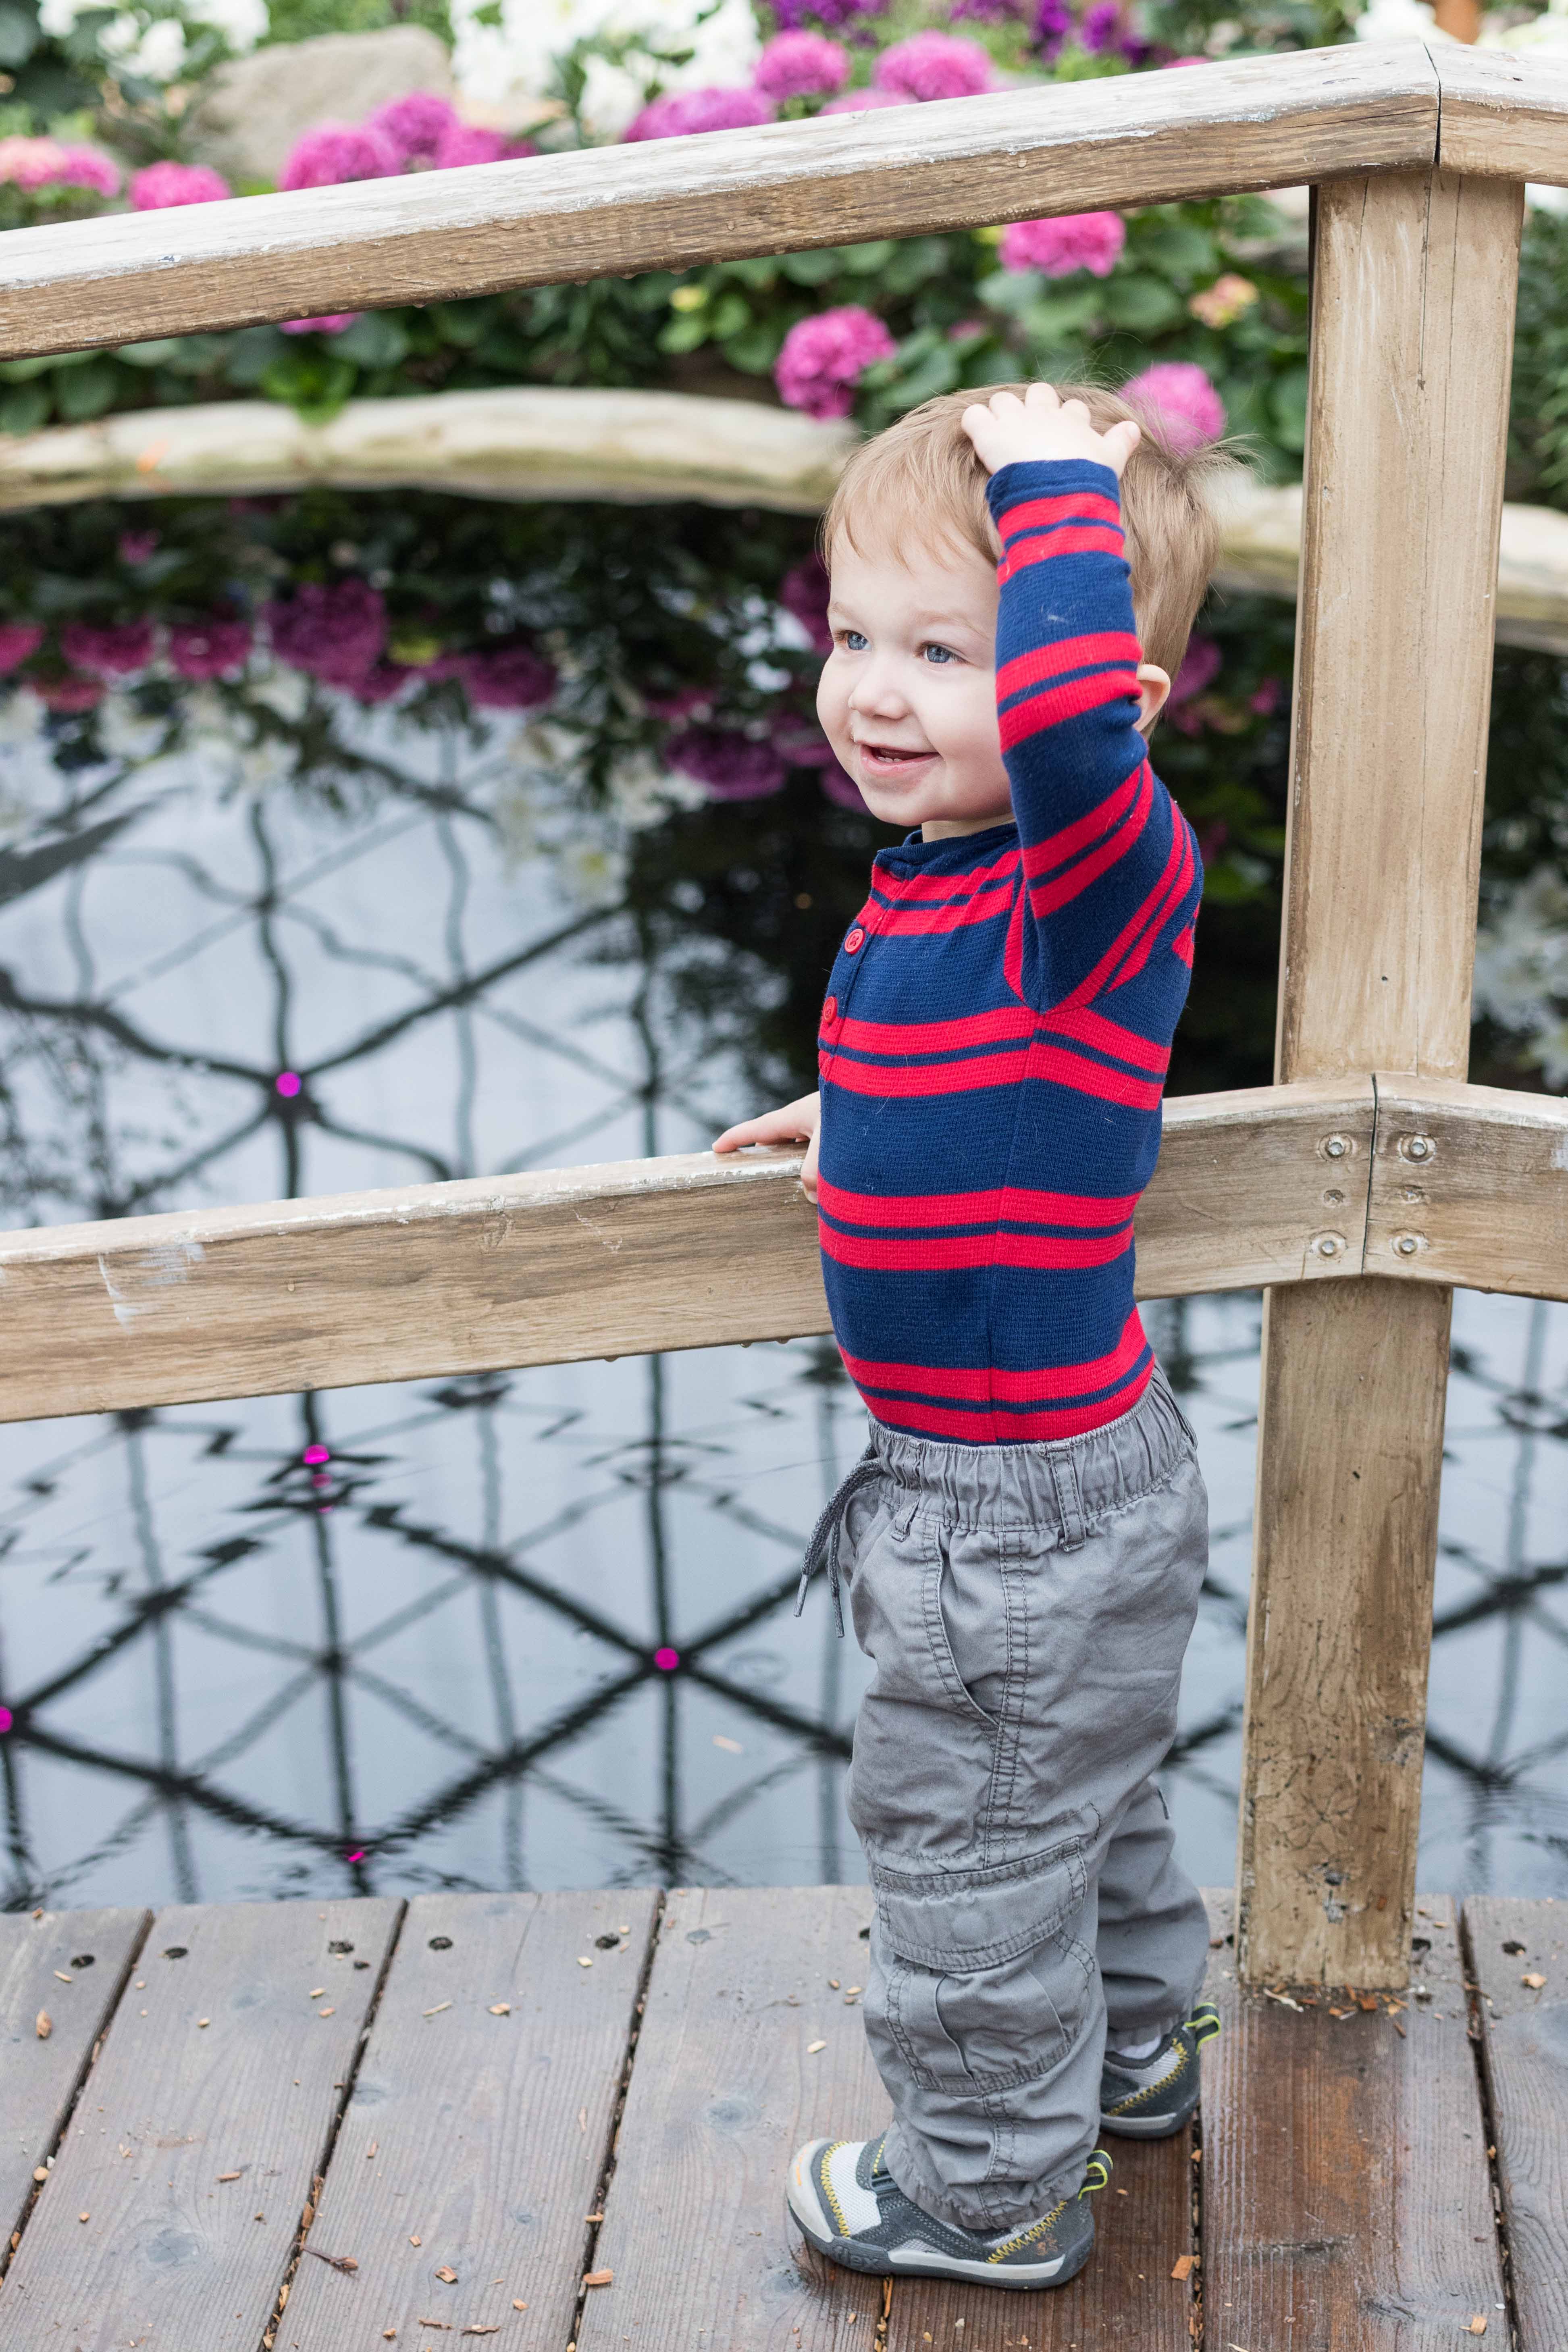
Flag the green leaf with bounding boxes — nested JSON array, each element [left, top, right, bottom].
[[840, 239, 897, 275], [1021, 288, 1102, 340], [722, 256, 776, 291], [427, 300, 491, 349], [885, 345, 961, 411], [1101, 273, 1184, 333], [1270, 363, 1309, 453], [780, 250, 842, 288], [259, 352, 357, 424], [1132, 220, 1217, 279], [223, 325, 291, 386], [332, 311, 412, 368], [720, 322, 781, 374], [0, 383, 49, 436], [115, 339, 187, 369], [707, 291, 751, 342], [657, 311, 711, 355], [54, 358, 121, 422]]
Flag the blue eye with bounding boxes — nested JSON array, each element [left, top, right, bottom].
[[922, 643, 959, 665], [842, 630, 869, 652]]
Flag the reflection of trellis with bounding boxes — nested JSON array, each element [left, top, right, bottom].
[[0, 728, 1565, 1911]]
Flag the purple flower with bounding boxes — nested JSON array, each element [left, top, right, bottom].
[[367, 91, 458, 162], [666, 726, 788, 801], [131, 160, 231, 209], [873, 33, 994, 102], [1170, 636, 1221, 706], [118, 530, 160, 564], [1079, 0, 1122, 49], [820, 763, 865, 810], [279, 122, 401, 191], [772, 0, 884, 25], [642, 684, 713, 720], [279, 313, 362, 335], [755, 31, 849, 100], [999, 211, 1125, 278], [350, 661, 424, 705], [265, 579, 387, 688], [60, 619, 154, 677], [624, 87, 774, 141], [951, 0, 1027, 16], [1032, 0, 1073, 55], [452, 637, 557, 711], [1122, 361, 1226, 457], [774, 304, 896, 421], [0, 622, 42, 673], [168, 614, 253, 680], [780, 554, 833, 655], [819, 88, 913, 113]]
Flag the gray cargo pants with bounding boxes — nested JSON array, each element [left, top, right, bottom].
[[824, 1366, 1210, 2236]]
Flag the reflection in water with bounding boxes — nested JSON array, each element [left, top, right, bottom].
[[0, 502, 1564, 1911]]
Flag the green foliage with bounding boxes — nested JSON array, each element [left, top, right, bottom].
[[260, 0, 451, 48]]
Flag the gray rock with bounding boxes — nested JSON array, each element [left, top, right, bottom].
[[187, 26, 452, 187]]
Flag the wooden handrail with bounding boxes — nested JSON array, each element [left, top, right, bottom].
[[1435, 45, 1568, 178], [0, 43, 1438, 361]]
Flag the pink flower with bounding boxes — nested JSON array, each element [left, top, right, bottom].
[[54, 145, 121, 196], [433, 122, 510, 168], [367, 91, 458, 162], [265, 579, 387, 688], [1250, 676, 1281, 716], [36, 674, 104, 713], [1170, 636, 1221, 705], [999, 211, 1125, 279], [118, 530, 160, 564], [780, 553, 832, 655], [0, 136, 120, 195], [1121, 361, 1226, 457], [279, 122, 400, 191], [666, 727, 789, 801], [452, 637, 557, 711], [60, 619, 154, 677], [131, 160, 231, 209], [168, 615, 253, 680], [873, 32, 994, 102], [819, 88, 913, 113], [1162, 54, 1210, 67], [351, 661, 424, 705], [279, 313, 361, 335], [624, 86, 774, 141], [821, 763, 865, 810], [774, 304, 896, 421], [0, 622, 43, 673], [755, 31, 849, 100]]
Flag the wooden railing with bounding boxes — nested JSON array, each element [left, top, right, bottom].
[[2, 36, 1566, 1991]]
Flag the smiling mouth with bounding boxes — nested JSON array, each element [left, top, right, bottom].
[[857, 742, 934, 770]]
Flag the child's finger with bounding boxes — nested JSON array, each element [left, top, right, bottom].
[[1103, 417, 1142, 472], [1024, 381, 1061, 412]]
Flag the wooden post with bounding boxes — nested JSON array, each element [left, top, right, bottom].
[[1235, 171, 1524, 1988]]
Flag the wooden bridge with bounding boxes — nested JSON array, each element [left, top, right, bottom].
[[3, 32, 1568, 2349]]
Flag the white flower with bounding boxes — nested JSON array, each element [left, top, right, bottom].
[[1474, 866, 1568, 1086], [0, 689, 47, 751], [187, 0, 267, 51], [1483, 0, 1568, 50], [578, 53, 651, 140], [607, 748, 706, 829], [37, 0, 90, 34], [450, 0, 760, 129], [558, 834, 629, 907], [247, 666, 311, 722], [97, 695, 167, 763], [236, 736, 295, 792], [1354, 0, 1458, 37]]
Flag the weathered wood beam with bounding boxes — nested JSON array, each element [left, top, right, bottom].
[[1365, 1075, 1568, 1295], [0, 1080, 1375, 1425], [1435, 45, 1568, 183], [1237, 171, 1524, 1992], [0, 44, 1439, 361]]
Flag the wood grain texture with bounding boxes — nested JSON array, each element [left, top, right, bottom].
[[576, 1884, 883, 2352], [1239, 169, 1522, 1990], [0, 45, 1438, 361], [0, 1088, 1374, 1425], [1435, 46, 1568, 183], [0, 1895, 399, 2352], [1462, 1896, 1568, 2352], [1203, 1890, 1506, 2348], [0, 1907, 148, 2254], [1365, 1077, 1568, 1298], [282, 1889, 657, 2352]]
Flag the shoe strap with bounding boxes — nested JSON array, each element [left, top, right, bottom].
[[1079, 2149, 1113, 2197]]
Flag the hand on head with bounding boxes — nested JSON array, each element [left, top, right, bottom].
[[961, 381, 1142, 480]]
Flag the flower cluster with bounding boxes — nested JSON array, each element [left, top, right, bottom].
[[277, 94, 534, 195], [754, 31, 848, 102], [0, 136, 121, 196], [872, 31, 994, 101], [131, 161, 231, 208], [774, 304, 896, 419], [999, 211, 1126, 278], [1122, 361, 1227, 456]]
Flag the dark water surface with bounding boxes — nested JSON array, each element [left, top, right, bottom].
[[0, 584, 1565, 1915]]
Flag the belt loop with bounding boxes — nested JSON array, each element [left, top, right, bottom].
[[1048, 1444, 1086, 1553]]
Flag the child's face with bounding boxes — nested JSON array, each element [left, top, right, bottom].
[[816, 529, 1013, 840]]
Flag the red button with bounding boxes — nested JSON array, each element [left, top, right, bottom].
[[822, 995, 838, 1024], [844, 927, 865, 954]]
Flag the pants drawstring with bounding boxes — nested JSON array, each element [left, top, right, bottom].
[[796, 1447, 882, 1638]]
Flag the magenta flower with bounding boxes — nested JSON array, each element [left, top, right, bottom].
[[666, 727, 788, 801], [1032, 0, 1073, 56], [821, 764, 865, 810], [168, 614, 253, 680], [351, 661, 424, 705], [1170, 636, 1221, 706], [1122, 360, 1226, 457], [367, 91, 458, 162], [0, 622, 43, 673], [453, 637, 557, 711], [624, 86, 774, 141], [1080, 0, 1129, 50], [433, 122, 512, 168], [819, 88, 913, 113], [780, 553, 833, 655], [755, 31, 849, 100], [265, 579, 387, 688], [36, 674, 104, 713], [279, 313, 361, 335], [54, 145, 122, 196], [0, 137, 121, 195], [1000, 211, 1125, 279], [775, 304, 896, 421], [873, 33, 994, 102], [279, 122, 400, 191], [60, 619, 154, 677], [118, 530, 160, 564], [131, 160, 231, 209], [772, 0, 884, 24]]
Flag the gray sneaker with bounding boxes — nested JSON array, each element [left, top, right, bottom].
[[786, 2132, 1110, 2290], [1098, 2001, 1219, 2138]]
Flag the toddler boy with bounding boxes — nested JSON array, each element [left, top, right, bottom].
[[714, 381, 1220, 2291]]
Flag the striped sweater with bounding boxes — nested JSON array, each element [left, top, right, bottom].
[[815, 458, 1202, 1445]]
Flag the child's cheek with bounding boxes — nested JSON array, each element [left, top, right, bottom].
[[816, 656, 853, 763]]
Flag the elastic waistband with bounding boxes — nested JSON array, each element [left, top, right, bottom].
[[863, 1365, 1195, 1536]]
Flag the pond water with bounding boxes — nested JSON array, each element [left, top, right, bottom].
[[0, 495, 1564, 1916]]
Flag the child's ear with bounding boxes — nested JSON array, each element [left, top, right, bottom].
[[1135, 663, 1170, 738]]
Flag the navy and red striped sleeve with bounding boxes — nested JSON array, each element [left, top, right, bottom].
[[986, 457, 1201, 1012]]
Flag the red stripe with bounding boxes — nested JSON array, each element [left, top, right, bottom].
[[843, 1315, 1149, 1406], [862, 1366, 1152, 1445], [1172, 921, 1194, 967], [871, 892, 1015, 937], [832, 1005, 1035, 1054], [1108, 819, 1198, 995], [998, 490, 1121, 539], [821, 1226, 1133, 1272], [995, 631, 1140, 702], [1062, 812, 1188, 1009], [1039, 1002, 1171, 1075], [872, 846, 1019, 905], [1022, 760, 1146, 879], [826, 1041, 1162, 1107], [1000, 526, 1124, 575], [1000, 667, 1140, 749], [1027, 768, 1152, 918], [817, 1175, 1139, 1229]]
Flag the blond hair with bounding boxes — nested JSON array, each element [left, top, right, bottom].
[[821, 381, 1225, 684]]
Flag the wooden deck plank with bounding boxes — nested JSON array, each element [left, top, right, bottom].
[[1462, 1897, 1568, 2352], [576, 1884, 882, 2352], [281, 1888, 659, 2351], [1202, 1892, 1505, 2348], [1, 1906, 149, 2254], [0, 1894, 399, 2352]]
